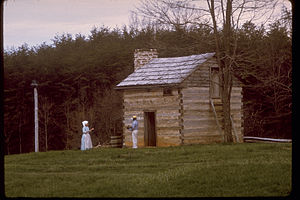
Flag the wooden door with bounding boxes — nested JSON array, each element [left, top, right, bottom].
[[144, 112, 156, 146]]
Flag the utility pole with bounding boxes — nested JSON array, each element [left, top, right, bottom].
[[31, 80, 39, 152], [1, 1, 5, 198]]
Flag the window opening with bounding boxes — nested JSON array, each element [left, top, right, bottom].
[[163, 88, 173, 96]]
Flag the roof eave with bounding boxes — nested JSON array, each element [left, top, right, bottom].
[[114, 83, 181, 90]]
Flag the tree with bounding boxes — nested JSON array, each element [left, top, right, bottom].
[[233, 19, 292, 139], [3, 6, 291, 154], [134, 0, 289, 142], [203, 0, 289, 142], [39, 97, 54, 151]]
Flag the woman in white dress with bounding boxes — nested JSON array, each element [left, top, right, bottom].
[[81, 121, 94, 150]]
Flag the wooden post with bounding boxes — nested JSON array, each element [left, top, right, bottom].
[[230, 114, 239, 143], [210, 98, 224, 142], [31, 80, 39, 152]]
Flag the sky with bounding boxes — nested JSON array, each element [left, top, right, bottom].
[[3, 0, 139, 49], [3, 0, 291, 50]]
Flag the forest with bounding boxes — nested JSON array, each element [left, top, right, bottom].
[[3, 4, 291, 154]]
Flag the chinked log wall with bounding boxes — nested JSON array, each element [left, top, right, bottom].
[[123, 89, 182, 147], [122, 86, 243, 147], [179, 87, 243, 144], [179, 58, 243, 144], [180, 58, 220, 144], [180, 87, 223, 144]]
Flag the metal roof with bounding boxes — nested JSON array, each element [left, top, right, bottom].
[[116, 52, 215, 89]]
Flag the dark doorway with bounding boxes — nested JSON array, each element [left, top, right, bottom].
[[144, 111, 156, 146]]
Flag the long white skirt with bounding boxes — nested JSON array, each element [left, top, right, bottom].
[[81, 133, 93, 150], [81, 134, 86, 150], [85, 133, 93, 149]]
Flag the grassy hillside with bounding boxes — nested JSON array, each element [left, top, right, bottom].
[[5, 143, 292, 197]]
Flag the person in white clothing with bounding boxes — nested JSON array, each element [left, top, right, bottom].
[[129, 116, 138, 148], [81, 121, 94, 150]]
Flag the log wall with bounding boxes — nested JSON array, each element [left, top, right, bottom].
[[180, 87, 223, 144], [179, 86, 243, 144], [179, 57, 243, 144], [122, 88, 182, 147]]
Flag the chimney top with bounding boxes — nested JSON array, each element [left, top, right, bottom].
[[134, 49, 158, 71]]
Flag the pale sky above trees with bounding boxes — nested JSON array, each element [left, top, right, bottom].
[[4, 0, 139, 49], [3, 0, 291, 50]]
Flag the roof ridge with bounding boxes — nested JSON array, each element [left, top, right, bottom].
[[148, 52, 215, 64]]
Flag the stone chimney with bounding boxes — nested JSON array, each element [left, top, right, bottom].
[[134, 49, 158, 71]]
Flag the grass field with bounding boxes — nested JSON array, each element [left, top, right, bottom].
[[4, 143, 292, 197]]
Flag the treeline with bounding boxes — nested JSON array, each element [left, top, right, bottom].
[[4, 20, 291, 154]]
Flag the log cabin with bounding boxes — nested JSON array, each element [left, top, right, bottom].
[[115, 49, 243, 147]]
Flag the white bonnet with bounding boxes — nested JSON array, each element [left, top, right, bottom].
[[82, 121, 88, 126]]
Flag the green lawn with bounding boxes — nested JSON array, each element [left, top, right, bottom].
[[4, 143, 292, 197]]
